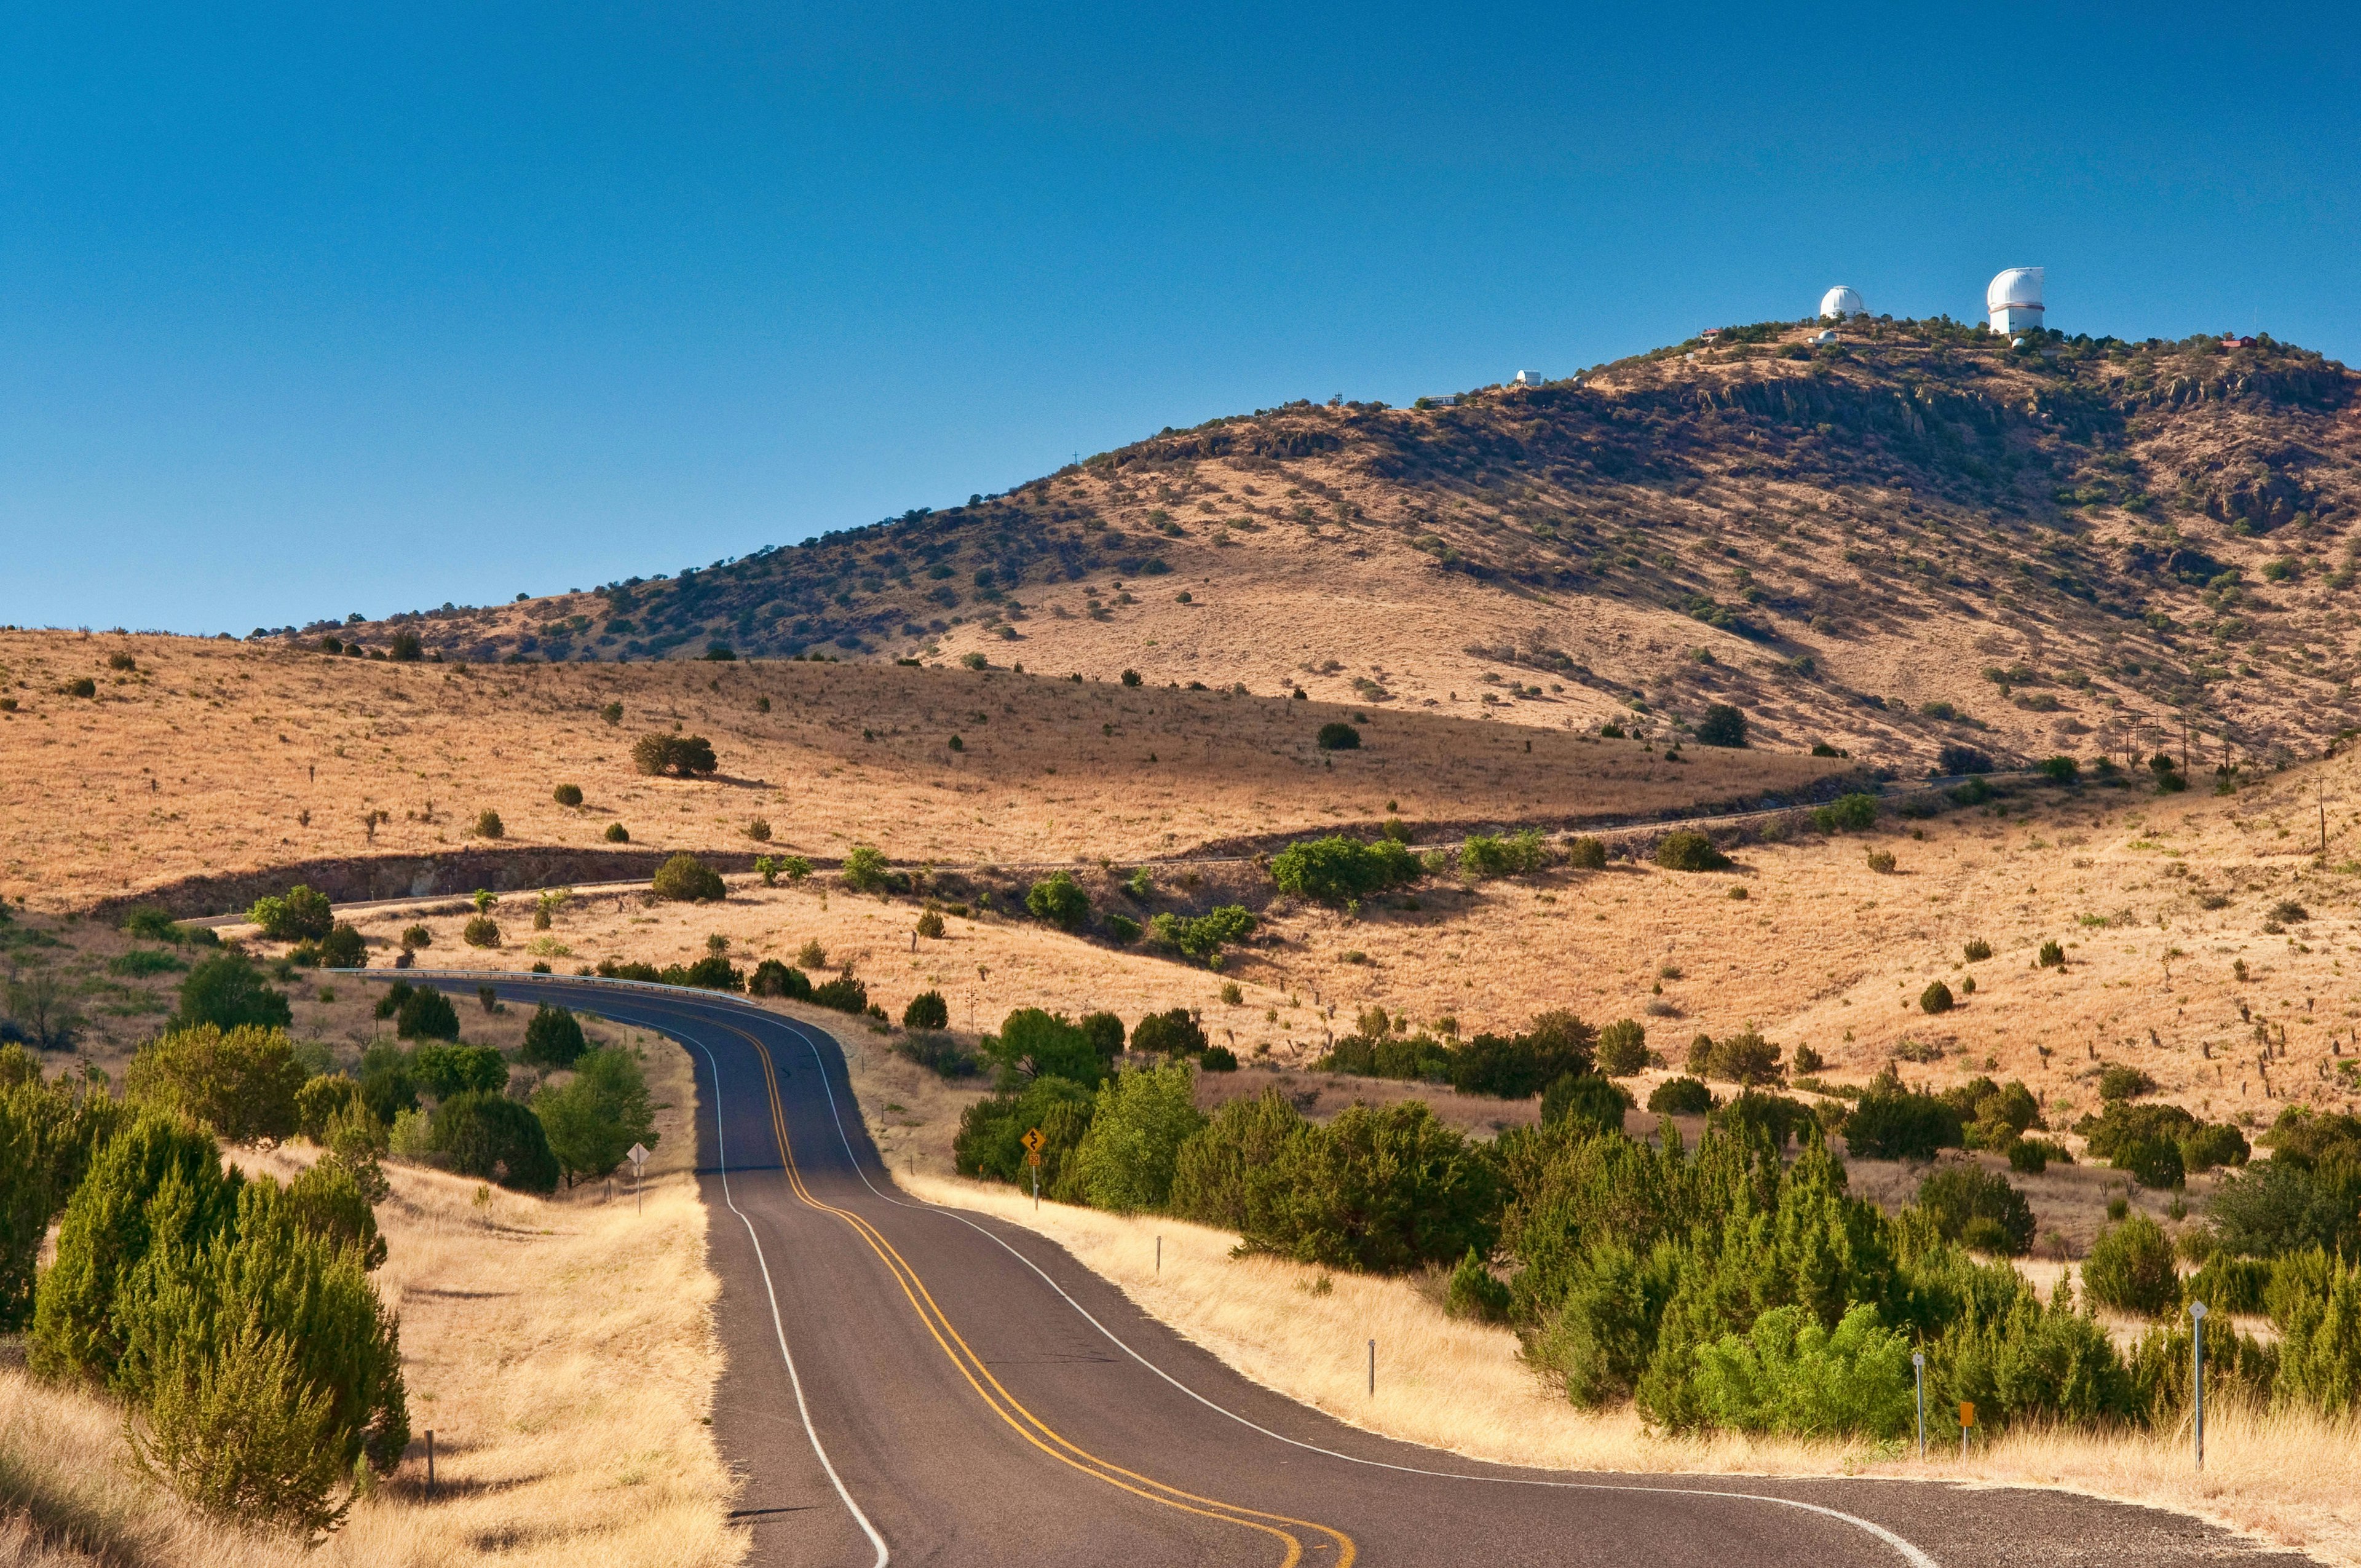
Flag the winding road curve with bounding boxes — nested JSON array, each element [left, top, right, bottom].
[[382, 973, 2300, 1567]]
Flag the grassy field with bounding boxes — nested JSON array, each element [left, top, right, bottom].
[[901, 1171, 2361, 1564], [0, 1037, 741, 1568], [0, 630, 1843, 913]]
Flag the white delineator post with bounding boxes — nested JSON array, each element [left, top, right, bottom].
[[1912, 1352, 1926, 1461], [2189, 1301, 2209, 1471]]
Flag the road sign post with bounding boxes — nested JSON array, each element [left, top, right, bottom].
[[2189, 1301, 2209, 1470], [1022, 1127, 1045, 1211], [1912, 1352, 1926, 1461], [1960, 1400, 1974, 1463], [628, 1142, 650, 1214]]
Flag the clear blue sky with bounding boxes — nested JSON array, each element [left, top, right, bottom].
[[5, 2, 2355, 634]]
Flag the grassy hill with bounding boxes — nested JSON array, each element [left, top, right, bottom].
[[318, 319, 2354, 771]]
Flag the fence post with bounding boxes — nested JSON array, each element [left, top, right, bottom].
[[2189, 1301, 2208, 1471], [425, 1429, 435, 1499], [1367, 1339, 1375, 1398]]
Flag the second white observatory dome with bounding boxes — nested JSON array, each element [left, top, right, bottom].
[[1820, 285, 1867, 319]]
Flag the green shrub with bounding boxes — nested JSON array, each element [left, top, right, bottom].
[[116, 1176, 407, 1532], [840, 844, 890, 893], [2181, 1120, 2250, 1172], [1541, 1073, 1633, 1138], [1565, 836, 1608, 870], [748, 960, 811, 1000], [1026, 871, 1091, 931], [409, 1042, 508, 1099], [1232, 1100, 1498, 1273], [1843, 1086, 1964, 1160], [1201, 1045, 1238, 1071], [295, 1074, 362, 1142], [393, 986, 459, 1042], [429, 1092, 558, 1192], [1450, 1013, 1597, 1099], [553, 783, 583, 807], [1447, 1248, 1512, 1321], [1105, 913, 1141, 943], [30, 1114, 240, 1386], [1691, 1304, 1912, 1438], [1170, 1090, 1304, 1230], [247, 885, 334, 943], [1693, 704, 1747, 748], [1270, 836, 1422, 903], [916, 908, 946, 938], [2007, 1138, 2052, 1174], [2084, 1214, 2180, 1316], [532, 1047, 657, 1188], [1070, 1061, 1206, 1211], [473, 809, 504, 840], [604, 822, 631, 842], [1811, 793, 1878, 834], [125, 1025, 306, 1145], [1709, 1090, 1817, 1150], [2116, 1135, 2186, 1190], [1654, 831, 1729, 871], [0, 1061, 123, 1331], [2098, 1063, 2157, 1100], [1596, 1018, 1647, 1076], [1079, 1012, 1126, 1058], [647, 853, 723, 902], [1149, 906, 1256, 960], [521, 1004, 587, 1068], [902, 991, 949, 1030], [63, 677, 96, 698], [315, 922, 365, 969], [2184, 1253, 2275, 1315], [283, 1155, 387, 1270], [1691, 1029, 1783, 1087], [2040, 755, 2080, 782], [1129, 1008, 1208, 1059], [1315, 722, 1361, 751], [2271, 1253, 2361, 1416], [631, 733, 719, 777], [1920, 980, 1955, 1015], [810, 973, 868, 1014], [1964, 938, 1993, 962], [1916, 1164, 2035, 1256], [461, 915, 500, 948], [1460, 830, 1552, 879], [1647, 1077, 1714, 1115]]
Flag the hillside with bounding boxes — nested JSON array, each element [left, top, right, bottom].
[[0, 632, 1842, 912], [314, 319, 2360, 772]]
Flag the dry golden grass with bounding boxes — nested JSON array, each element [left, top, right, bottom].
[[0, 628, 1839, 911], [900, 1172, 2361, 1563], [0, 1037, 742, 1568]]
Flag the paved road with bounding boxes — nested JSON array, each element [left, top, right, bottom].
[[386, 973, 2299, 1567]]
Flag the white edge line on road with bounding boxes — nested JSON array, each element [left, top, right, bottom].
[[368, 972, 1929, 1568], [673, 1029, 892, 1566]]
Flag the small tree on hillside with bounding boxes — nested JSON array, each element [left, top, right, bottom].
[[631, 734, 720, 778], [1026, 871, 1091, 931], [840, 844, 890, 893], [124, 1026, 307, 1145], [901, 991, 950, 1030], [173, 952, 293, 1033], [652, 853, 726, 902], [520, 1004, 587, 1069], [248, 885, 334, 943], [1695, 705, 1747, 748]]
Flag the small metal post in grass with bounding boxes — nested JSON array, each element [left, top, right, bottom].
[[1156, 1235, 1162, 1275], [2189, 1301, 2209, 1471], [1912, 1352, 1926, 1461], [425, 1430, 435, 1500], [1367, 1339, 1375, 1398]]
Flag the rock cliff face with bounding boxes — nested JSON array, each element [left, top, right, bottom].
[[332, 320, 2360, 769]]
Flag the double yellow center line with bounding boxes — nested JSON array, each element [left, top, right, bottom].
[[733, 1020, 1356, 1566]]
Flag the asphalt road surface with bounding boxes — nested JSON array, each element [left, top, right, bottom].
[[390, 973, 2305, 1568]]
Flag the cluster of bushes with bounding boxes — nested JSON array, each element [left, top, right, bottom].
[[2075, 1099, 2250, 1190], [1459, 831, 1552, 879], [2207, 1107, 2361, 1257], [1270, 835, 1422, 903], [1315, 1010, 1610, 1103], [3, 1043, 405, 1533], [631, 732, 719, 777], [1148, 905, 1256, 963], [596, 954, 746, 992]]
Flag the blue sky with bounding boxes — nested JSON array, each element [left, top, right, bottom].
[[4, 2, 2355, 634]]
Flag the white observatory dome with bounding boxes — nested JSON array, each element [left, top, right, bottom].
[[1987, 267, 2044, 312], [1987, 267, 2045, 334], [1820, 285, 1866, 319]]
